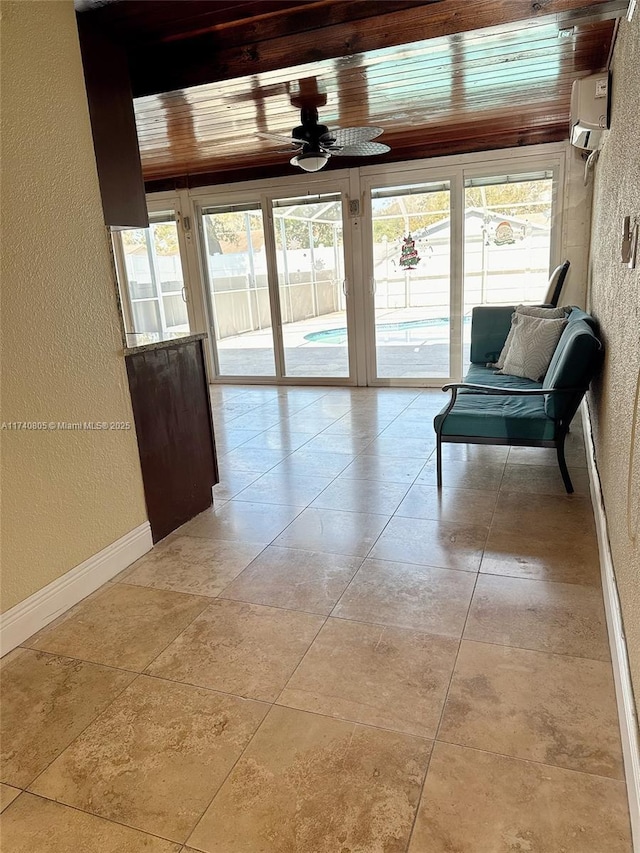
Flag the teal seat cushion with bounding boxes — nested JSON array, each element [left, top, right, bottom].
[[464, 363, 542, 392], [434, 393, 555, 440]]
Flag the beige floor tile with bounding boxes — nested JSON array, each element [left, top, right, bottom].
[[365, 435, 436, 458], [464, 574, 610, 659], [311, 478, 410, 515], [508, 439, 587, 468], [241, 429, 312, 452], [274, 506, 390, 556], [278, 618, 458, 737], [187, 705, 431, 853], [119, 536, 266, 597], [370, 516, 487, 572], [30, 676, 268, 843], [0, 784, 22, 812], [180, 501, 301, 544], [234, 471, 333, 507], [212, 469, 262, 500], [323, 418, 393, 438], [500, 462, 591, 496], [395, 484, 496, 527], [437, 443, 510, 462], [333, 558, 475, 637], [221, 446, 291, 473], [270, 448, 355, 477], [211, 428, 261, 453], [25, 584, 209, 671], [339, 453, 426, 483], [1, 792, 181, 853], [1, 648, 135, 788], [480, 526, 601, 585], [147, 599, 324, 702], [220, 546, 361, 614], [301, 432, 374, 454], [281, 412, 342, 433], [491, 492, 596, 541], [408, 742, 632, 853], [439, 641, 624, 779], [416, 458, 506, 491]]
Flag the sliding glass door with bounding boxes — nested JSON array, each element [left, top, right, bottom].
[[272, 194, 349, 378], [368, 181, 452, 381], [463, 171, 555, 368], [201, 203, 277, 377], [198, 187, 354, 382], [189, 158, 560, 386]]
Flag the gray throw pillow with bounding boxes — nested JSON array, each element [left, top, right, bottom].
[[493, 304, 568, 369], [501, 313, 567, 382]]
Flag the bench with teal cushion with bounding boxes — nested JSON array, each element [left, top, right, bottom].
[[433, 306, 602, 493]]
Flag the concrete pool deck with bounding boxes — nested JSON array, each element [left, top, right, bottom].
[[215, 308, 472, 378]]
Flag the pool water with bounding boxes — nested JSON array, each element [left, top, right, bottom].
[[304, 316, 470, 345]]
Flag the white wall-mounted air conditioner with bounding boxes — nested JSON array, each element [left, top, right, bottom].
[[570, 72, 611, 150]]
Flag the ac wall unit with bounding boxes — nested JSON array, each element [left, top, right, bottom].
[[570, 73, 611, 150]]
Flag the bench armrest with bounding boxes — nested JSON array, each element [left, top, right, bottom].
[[441, 383, 584, 397]]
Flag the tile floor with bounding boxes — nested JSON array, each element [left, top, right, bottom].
[[0, 385, 633, 852]]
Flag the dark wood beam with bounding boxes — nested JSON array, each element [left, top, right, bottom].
[[76, 13, 149, 228], [128, 0, 626, 98]]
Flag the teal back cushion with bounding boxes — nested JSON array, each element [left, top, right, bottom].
[[542, 319, 600, 418], [470, 306, 514, 363], [566, 307, 598, 329]]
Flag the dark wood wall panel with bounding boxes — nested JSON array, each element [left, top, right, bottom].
[[125, 339, 218, 543]]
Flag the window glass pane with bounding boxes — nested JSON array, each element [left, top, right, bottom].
[[463, 175, 554, 366], [273, 194, 349, 378], [371, 182, 451, 378], [202, 206, 276, 376], [118, 211, 190, 345]]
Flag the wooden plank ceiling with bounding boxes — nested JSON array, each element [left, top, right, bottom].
[[80, 0, 626, 188]]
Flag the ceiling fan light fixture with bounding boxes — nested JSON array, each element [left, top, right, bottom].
[[290, 151, 329, 172]]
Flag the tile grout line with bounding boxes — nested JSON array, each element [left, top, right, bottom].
[[404, 444, 509, 848]]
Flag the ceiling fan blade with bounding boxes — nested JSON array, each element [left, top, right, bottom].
[[256, 131, 305, 146], [331, 142, 391, 157], [320, 126, 384, 146]]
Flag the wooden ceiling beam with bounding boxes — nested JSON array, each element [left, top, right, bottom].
[[128, 0, 626, 98]]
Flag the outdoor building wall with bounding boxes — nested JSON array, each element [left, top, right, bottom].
[[0, 0, 147, 612], [587, 12, 640, 709]]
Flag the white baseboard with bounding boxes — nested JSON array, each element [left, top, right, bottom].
[[0, 522, 152, 656], [582, 400, 640, 850]]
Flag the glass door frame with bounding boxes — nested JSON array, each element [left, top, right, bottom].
[[190, 172, 359, 386], [360, 166, 463, 388], [112, 193, 200, 345]]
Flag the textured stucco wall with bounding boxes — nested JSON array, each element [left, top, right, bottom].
[[588, 13, 640, 706], [0, 1, 147, 612]]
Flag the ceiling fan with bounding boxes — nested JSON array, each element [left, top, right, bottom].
[[261, 107, 390, 172]]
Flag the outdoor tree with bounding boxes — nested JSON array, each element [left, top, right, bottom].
[[122, 223, 180, 256]]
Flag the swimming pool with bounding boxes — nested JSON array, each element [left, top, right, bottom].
[[304, 316, 470, 345]]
